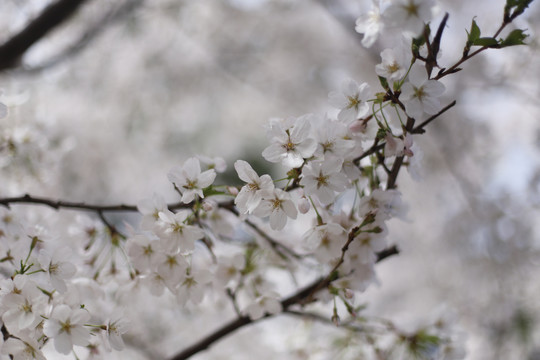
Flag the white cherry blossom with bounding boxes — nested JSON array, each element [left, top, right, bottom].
[[176, 268, 212, 306], [384, 0, 435, 36], [376, 44, 412, 83], [2, 333, 45, 360], [234, 160, 274, 214], [1, 278, 46, 332], [126, 234, 160, 272], [400, 65, 445, 119], [329, 80, 371, 124], [168, 157, 216, 203], [253, 188, 298, 230], [244, 292, 282, 320], [300, 158, 350, 205], [38, 247, 76, 294], [156, 209, 205, 253], [313, 117, 356, 159], [103, 316, 130, 351], [355, 0, 385, 47], [262, 115, 317, 168], [137, 193, 167, 230], [43, 304, 91, 355]]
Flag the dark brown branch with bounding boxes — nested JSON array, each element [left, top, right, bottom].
[[0, 0, 91, 71], [0, 194, 188, 212], [20, 0, 144, 74], [169, 245, 398, 360]]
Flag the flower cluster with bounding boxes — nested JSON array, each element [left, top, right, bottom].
[[0, 209, 129, 358]]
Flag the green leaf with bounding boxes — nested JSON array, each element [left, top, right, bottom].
[[505, 0, 534, 20], [473, 37, 499, 47], [378, 76, 389, 90], [500, 29, 528, 47], [467, 19, 481, 43]]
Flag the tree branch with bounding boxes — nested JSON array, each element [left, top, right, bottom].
[[0, 194, 189, 212], [169, 245, 398, 360], [0, 0, 92, 71]]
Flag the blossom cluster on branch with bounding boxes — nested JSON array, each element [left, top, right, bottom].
[[0, 0, 534, 359]]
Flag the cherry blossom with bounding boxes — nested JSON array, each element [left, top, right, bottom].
[[176, 268, 212, 306], [376, 44, 412, 83], [156, 209, 205, 253], [355, 0, 385, 47], [329, 79, 371, 124], [234, 160, 274, 214], [400, 65, 446, 120], [103, 316, 130, 351], [137, 193, 167, 230], [43, 304, 91, 355], [244, 292, 282, 320], [168, 157, 217, 203], [384, 0, 435, 36], [300, 158, 350, 205], [38, 247, 76, 294], [1, 278, 46, 333], [262, 115, 317, 168], [2, 333, 45, 360], [253, 188, 298, 230]]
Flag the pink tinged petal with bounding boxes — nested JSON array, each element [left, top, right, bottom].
[[50, 275, 68, 294], [71, 309, 91, 324], [290, 117, 311, 143], [262, 143, 285, 163], [183, 157, 201, 179], [329, 92, 348, 108], [404, 98, 423, 119], [281, 200, 298, 220], [408, 65, 428, 87], [181, 190, 198, 204], [70, 326, 91, 346], [258, 175, 275, 193], [357, 102, 370, 118], [234, 160, 257, 183], [57, 261, 76, 279], [338, 107, 358, 123], [198, 169, 216, 188], [43, 319, 61, 337], [400, 83, 414, 100], [322, 158, 343, 174], [52, 305, 72, 322], [2, 338, 25, 355], [265, 298, 282, 315], [316, 187, 336, 205], [246, 304, 264, 320], [424, 79, 445, 96], [54, 332, 73, 355], [422, 96, 442, 115], [269, 210, 287, 230], [167, 167, 183, 184], [21, 307, 39, 329], [328, 173, 350, 192], [282, 152, 304, 168], [296, 138, 317, 158], [253, 201, 273, 218], [158, 210, 174, 224]]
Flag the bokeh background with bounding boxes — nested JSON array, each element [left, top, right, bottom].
[[0, 0, 539, 359]]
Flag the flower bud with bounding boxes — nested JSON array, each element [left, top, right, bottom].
[[227, 186, 239, 196], [298, 197, 310, 214], [202, 199, 216, 212]]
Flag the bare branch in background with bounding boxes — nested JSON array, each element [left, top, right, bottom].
[[0, 0, 91, 71]]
